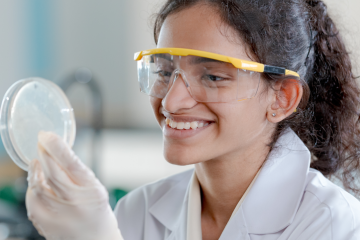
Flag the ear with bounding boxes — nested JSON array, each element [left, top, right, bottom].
[[267, 78, 303, 123]]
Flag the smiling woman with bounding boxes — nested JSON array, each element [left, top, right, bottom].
[[114, 0, 360, 239], [24, 0, 360, 239]]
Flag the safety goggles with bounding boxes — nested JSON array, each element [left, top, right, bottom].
[[134, 48, 300, 103]]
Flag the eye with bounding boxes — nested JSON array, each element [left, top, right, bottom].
[[203, 74, 225, 81], [153, 70, 172, 78]]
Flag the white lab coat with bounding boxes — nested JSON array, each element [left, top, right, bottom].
[[114, 129, 360, 239]]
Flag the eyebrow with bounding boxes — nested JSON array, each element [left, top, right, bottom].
[[154, 54, 173, 62], [152, 54, 228, 65], [189, 56, 227, 65]]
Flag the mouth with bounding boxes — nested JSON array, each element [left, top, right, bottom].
[[162, 117, 214, 139], [165, 117, 212, 130]]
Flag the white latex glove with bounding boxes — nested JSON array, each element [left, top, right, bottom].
[[26, 131, 123, 240]]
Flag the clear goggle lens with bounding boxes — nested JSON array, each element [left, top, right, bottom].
[[137, 54, 260, 103]]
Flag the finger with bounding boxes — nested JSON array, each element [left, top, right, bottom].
[[38, 131, 96, 186], [26, 162, 54, 238], [26, 189, 46, 237], [27, 159, 37, 189], [38, 144, 78, 201], [27, 160, 60, 215], [30, 159, 56, 197], [28, 159, 49, 193]]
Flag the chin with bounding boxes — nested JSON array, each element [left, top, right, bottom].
[[163, 147, 202, 166], [164, 152, 193, 166]]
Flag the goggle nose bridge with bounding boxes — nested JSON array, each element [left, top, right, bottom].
[[162, 68, 193, 101], [171, 69, 190, 88]]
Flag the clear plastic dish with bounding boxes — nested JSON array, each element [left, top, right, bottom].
[[0, 77, 76, 171]]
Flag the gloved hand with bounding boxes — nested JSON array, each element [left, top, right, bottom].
[[26, 131, 123, 240]]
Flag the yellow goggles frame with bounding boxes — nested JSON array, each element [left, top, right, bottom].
[[134, 48, 298, 112], [134, 48, 300, 78]]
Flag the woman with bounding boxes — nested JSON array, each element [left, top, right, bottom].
[[26, 0, 360, 239]]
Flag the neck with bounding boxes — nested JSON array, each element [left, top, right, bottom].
[[195, 134, 270, 227]]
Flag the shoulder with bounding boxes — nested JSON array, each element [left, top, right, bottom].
[[113, 169, 193, 237], [291, 169, 360, 239]]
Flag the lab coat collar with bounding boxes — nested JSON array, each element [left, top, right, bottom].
[[149, 128, 310, 235], [241, 128, 310, 234], [149, 170, 192, 232]]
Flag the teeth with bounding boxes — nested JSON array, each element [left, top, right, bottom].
[[170, 120, 177, 128], [190, 122, 198, 129], [166, 118, 210, 130], [176, 122, 185, 130]]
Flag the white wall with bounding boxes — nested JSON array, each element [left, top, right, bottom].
[[52, 0, 166, 128], [325, 0, 360, 75], [0, 1, 28, 96]]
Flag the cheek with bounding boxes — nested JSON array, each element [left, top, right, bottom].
[[215, 100, 268, 146], [150, 97, 163, 125]]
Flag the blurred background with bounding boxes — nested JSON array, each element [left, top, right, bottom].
[[0, 0, 359, 239]]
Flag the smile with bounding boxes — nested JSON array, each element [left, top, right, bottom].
[[165, 118, 211, 130]]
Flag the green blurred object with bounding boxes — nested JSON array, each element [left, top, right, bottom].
[[109, 188, 128, 209], [0, 177, 27, 206], [0, 185, 19, 205]]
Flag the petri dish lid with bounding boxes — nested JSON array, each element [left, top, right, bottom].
[[0, 77, 76, 171]]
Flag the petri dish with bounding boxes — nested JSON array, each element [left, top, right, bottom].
[[0, 77, 76, 171]]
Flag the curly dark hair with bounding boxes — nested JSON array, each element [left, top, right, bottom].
[[153, 0, 360, 196]]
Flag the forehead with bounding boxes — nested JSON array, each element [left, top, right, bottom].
[[156, 3, 251, 61]]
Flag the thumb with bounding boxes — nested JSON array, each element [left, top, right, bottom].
[[38, 131, 97, 187]]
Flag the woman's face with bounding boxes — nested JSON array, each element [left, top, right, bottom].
[[151, 3, 274, 165]]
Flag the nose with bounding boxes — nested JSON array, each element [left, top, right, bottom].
[[162, 72, 197, 113]]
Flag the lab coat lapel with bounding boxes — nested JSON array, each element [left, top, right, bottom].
[[218, 129, 310, 237], [149, 170, 192, 240], [241, 128, 311, 234], [219, 207, 250, 240]]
